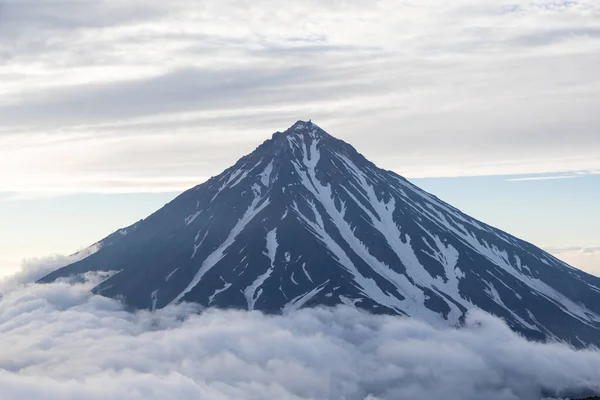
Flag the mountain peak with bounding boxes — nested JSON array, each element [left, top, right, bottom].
[[289, 119, 327, 134], [252, 120, 347, 172], [270, 120, 327, 140], [290, 119, 314, 131]]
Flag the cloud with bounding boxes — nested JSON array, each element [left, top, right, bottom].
[[0, 0, 600, 194], [0, 244, 101, 292], [545, 246, 600, 277], [507, 175, 581, 182], [547, 246, 600, 255], [505, 170, 600, 182], [0, 267, 600, 400]]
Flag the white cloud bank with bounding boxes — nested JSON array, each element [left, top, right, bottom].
[[0, 0, 599, 194], [1, 264, 600, 399], [0, 244, 102, 289]]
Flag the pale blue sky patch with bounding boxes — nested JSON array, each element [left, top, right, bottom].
[[414, 173, 600, 275], [1, 173, 598, 278], [0, 192, 178, 276]]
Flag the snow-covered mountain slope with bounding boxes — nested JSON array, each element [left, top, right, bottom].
[[40, 121, 600, 347]]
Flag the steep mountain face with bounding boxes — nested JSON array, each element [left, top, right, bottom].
[[40, 121, 600, 347]]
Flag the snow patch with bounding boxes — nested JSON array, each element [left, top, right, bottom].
[[209, 277, 233, 305], [283, 280, 329, 313], [244, 229, 278, 310], [259, 160, 274, 187], [185, 210, 202, 226], [301, 263, 312, 283], [172, 195, 271, 305], [165, 268, 179, 283], [151, 290, 158, 312]]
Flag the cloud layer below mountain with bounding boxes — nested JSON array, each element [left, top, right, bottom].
[[0, 262, 600, 400]]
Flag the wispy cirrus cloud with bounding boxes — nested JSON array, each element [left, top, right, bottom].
[[506, 170, 600, 182], [507, 175, 581, 182]]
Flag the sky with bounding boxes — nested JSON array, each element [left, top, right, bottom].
[[0, 0, 599, 276]]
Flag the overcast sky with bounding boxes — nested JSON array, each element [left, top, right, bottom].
[[0, 0, 598, 275], [1, 0, 599, 193]]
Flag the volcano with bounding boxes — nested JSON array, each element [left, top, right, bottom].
[[40, 121, 600, 347]]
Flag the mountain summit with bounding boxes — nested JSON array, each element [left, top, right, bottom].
[[41, 121, 600, 347]]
